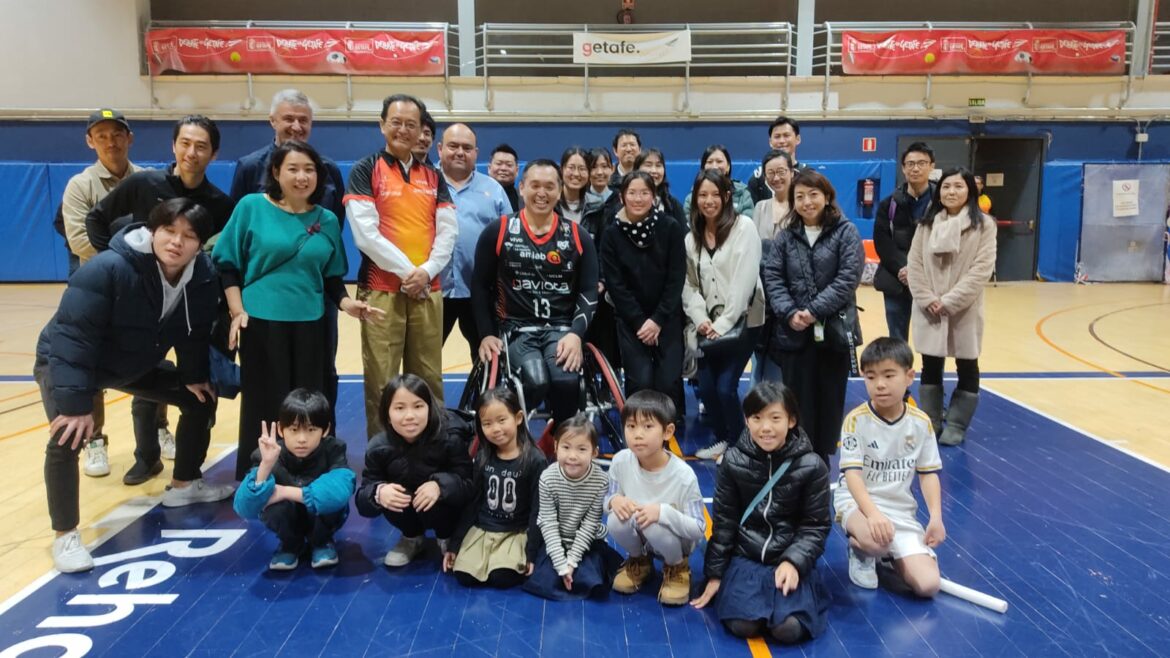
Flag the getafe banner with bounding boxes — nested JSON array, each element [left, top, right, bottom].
[[841, 30, 1126, 75], [146, 28, 446, 76], [572, 31, 692, 65]]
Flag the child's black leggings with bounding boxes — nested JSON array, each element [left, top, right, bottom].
[[724, 617, 807, 644], [454, 568, 525, 589], [920, 355, 980, 393]]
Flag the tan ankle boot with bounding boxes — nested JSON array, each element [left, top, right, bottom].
[[613, 556, 653, 594], [658, 561, 691, 606]]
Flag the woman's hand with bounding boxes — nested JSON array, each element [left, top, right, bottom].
[[696, 320, 715, 339], [926, 301, 948, 318], [340, 297, 386, 322], [228, 311, 249, 350], [412, 481, 441, 512], [636, 319, 661, 346]]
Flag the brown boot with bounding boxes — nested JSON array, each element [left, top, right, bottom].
[[658, 561, 692, 606], [613, 556, 653, 594]]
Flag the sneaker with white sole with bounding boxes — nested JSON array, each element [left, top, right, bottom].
[[310, 543, 339, 569], [52, 530, 94, 573], [694, 440, 728, 461], [383, 535, 424, 567], [160, 479, 235, 507], [848, 545, 878, 589], [159, 427, 176, 461], [83, 436, 111, 478]]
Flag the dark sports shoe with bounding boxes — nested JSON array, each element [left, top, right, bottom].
[[123, 460, 163, 486]]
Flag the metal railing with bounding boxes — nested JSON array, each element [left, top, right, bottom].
[[816, 21, 1137, 110], [476, 22, 794, 111], [1151, 22, 1170, 73], [145, 21, 458, 111]]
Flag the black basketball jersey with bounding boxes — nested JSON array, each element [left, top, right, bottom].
[[493, 211, 585, 327]]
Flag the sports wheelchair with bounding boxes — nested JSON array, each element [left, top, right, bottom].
[[457, 331, 626, 455]]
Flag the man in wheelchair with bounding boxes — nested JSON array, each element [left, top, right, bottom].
[[470, 159, 599, 428]]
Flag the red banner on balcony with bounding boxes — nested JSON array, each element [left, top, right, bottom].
[[841, 30, 1126, 75], [146, 28, 445, 76]]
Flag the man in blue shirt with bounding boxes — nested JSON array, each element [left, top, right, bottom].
[[438, 123, 511, 363]]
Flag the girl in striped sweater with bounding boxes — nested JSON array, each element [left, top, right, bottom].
[[523, 415, 621, 600]]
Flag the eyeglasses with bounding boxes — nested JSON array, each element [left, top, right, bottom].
[[564, 165, 589, 173], [764, 168, 791, 179], [387, 119, 419, 131], [903, 160, 932, 170]]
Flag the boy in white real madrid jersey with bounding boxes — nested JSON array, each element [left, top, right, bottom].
[[834, 337, 945, 596]]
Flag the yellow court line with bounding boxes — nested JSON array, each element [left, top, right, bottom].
[[0, 387, 39, 403], [1034, 302, 1170, 396], [746, 637, 772, 657]]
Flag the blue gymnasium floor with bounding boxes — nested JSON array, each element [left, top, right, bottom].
[[2, 378, 1168, 658]]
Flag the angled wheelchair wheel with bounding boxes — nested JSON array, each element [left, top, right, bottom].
[[582, 342, 626, 453]]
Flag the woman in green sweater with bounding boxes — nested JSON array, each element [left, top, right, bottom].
[[213, 141, 381, 479]]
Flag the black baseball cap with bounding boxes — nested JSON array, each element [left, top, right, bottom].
[[87, 109, 131, 133]]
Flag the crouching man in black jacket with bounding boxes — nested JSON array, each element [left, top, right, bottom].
[[36, 198, 234, 574]]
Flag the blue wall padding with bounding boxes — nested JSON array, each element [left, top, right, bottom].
[[1036, 161, 1085, 282], [0, 163, 66, 281]]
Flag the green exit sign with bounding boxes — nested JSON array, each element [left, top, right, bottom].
[[968, 98, 986, 107]]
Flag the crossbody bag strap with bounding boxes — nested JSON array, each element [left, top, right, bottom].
[[740, 457, 795, 526]]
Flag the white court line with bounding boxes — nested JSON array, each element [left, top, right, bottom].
[[0, 445, 239, 617], [981, 385, 1170, 476]]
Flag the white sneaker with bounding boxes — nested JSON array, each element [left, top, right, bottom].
[[848, 545, 878, 589], [159, 427, 176, 461], [83, 436, 111, 478], [161, 479, 235, 507], [384, 535, 425, 567], [695, 440, 728, 461], [52, 530, 94, 573]]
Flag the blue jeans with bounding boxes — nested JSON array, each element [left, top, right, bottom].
[[696, 327, 759, 445], [883, 293, 912, 343]]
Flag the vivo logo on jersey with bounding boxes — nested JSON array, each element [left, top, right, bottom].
[[511, 278, 570, 293], [0, 529, 246, 657]]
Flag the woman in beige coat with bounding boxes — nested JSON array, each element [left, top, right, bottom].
[[907, 168, 997, 446]]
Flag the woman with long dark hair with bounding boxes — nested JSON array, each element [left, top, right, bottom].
[[634, 148, 688, 227], [684, 144, 756, 218], [761, 169, 863, 466], [907, 167, 997, 446], [682, 170, 765, 460], [557, 146, 592, 224]]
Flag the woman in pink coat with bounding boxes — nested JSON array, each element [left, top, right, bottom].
[[907, 168, 997, 446]]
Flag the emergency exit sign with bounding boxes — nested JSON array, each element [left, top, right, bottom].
[[861, 137, 877, 152], [969, 97, 986, 107]]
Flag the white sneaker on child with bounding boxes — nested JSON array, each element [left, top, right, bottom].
[[52, 530, 94, 573], [161, 479, 235, 507], [384, 535, 424, 567], [83, 436, 110, 478], [848, 545, 878, 589], [159, 427, 176, 460], [695, 440, 728, 461]]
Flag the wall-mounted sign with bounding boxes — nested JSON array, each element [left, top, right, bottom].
[[573, 31, 691, 65]]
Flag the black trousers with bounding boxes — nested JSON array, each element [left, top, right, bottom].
[[507, 328, 580, 425], [442, 297, 479, 366], [777, 343, 851, 464], [236, 316, 327, 480], [921, 354, 980, 392], [262, 500, 347, 549], [382, 500, 461, 539], [615, 319, 685, 420], [37, 360, 216, 531]]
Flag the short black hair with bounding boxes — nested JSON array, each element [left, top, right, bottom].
[[278, 388, 333, 431], [768, 116, 800, 137], [555, 413, 599, 449], [901, 141, 935, 165], [521, 158, 561, 182], [173, 115, 220, 153], [761, 148, 794, 171], [612, 128, 642, 150], [860, 337, 915, 371], [700, 144, 733, 172], [264, 140, 326, 206], [620, 390, 675, 428], [742, 381, 801, 427], [420, 111, 436, 135], [620, 170, 658, 200], [490, 143, 518, 162], [378, 374, 442, 441], [147, 197, 214, 244], [380, 93, 426, 121]]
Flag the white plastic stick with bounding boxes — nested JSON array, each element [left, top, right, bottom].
[[939, 578, 1009, 614]]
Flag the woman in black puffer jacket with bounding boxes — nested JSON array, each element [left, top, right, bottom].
[[691, 382, 830, 645], [356, 374, 476, 568]]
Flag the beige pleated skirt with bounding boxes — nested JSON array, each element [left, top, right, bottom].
[[451, 527, 528, 582]]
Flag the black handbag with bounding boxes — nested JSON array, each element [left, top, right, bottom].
[[697, 311, 748, 358]]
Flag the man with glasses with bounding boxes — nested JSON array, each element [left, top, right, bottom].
[[345, 94, 457, 436], [748, 116, 804, 203], [874, 142, 936, 342], [437, 123, 510, 363]]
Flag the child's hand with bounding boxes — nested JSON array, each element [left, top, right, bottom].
[[264, 484, 287, 509], [867, 511, 895, 547], [690, 578, 721, 609], [633, 503, 661, 529], [412, 481, 441, 512], [526, 562, 535, 576], [774, 561, 799, 596], [442, 552, 456, 572], [609, 495, 638, 522], [258, 421, 281, 465], [378, 483, 412, 512], [562, 569, 574, 591], [925, 516, 946, 547]]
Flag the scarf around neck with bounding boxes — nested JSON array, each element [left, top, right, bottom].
[[616, 207, 659, 248], [929, 206, 967, 255]]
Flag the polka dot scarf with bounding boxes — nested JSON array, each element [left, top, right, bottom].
[[616, 208, 660, 249]]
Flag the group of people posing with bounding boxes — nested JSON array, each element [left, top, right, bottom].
[[36, 89, 997, 643]]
